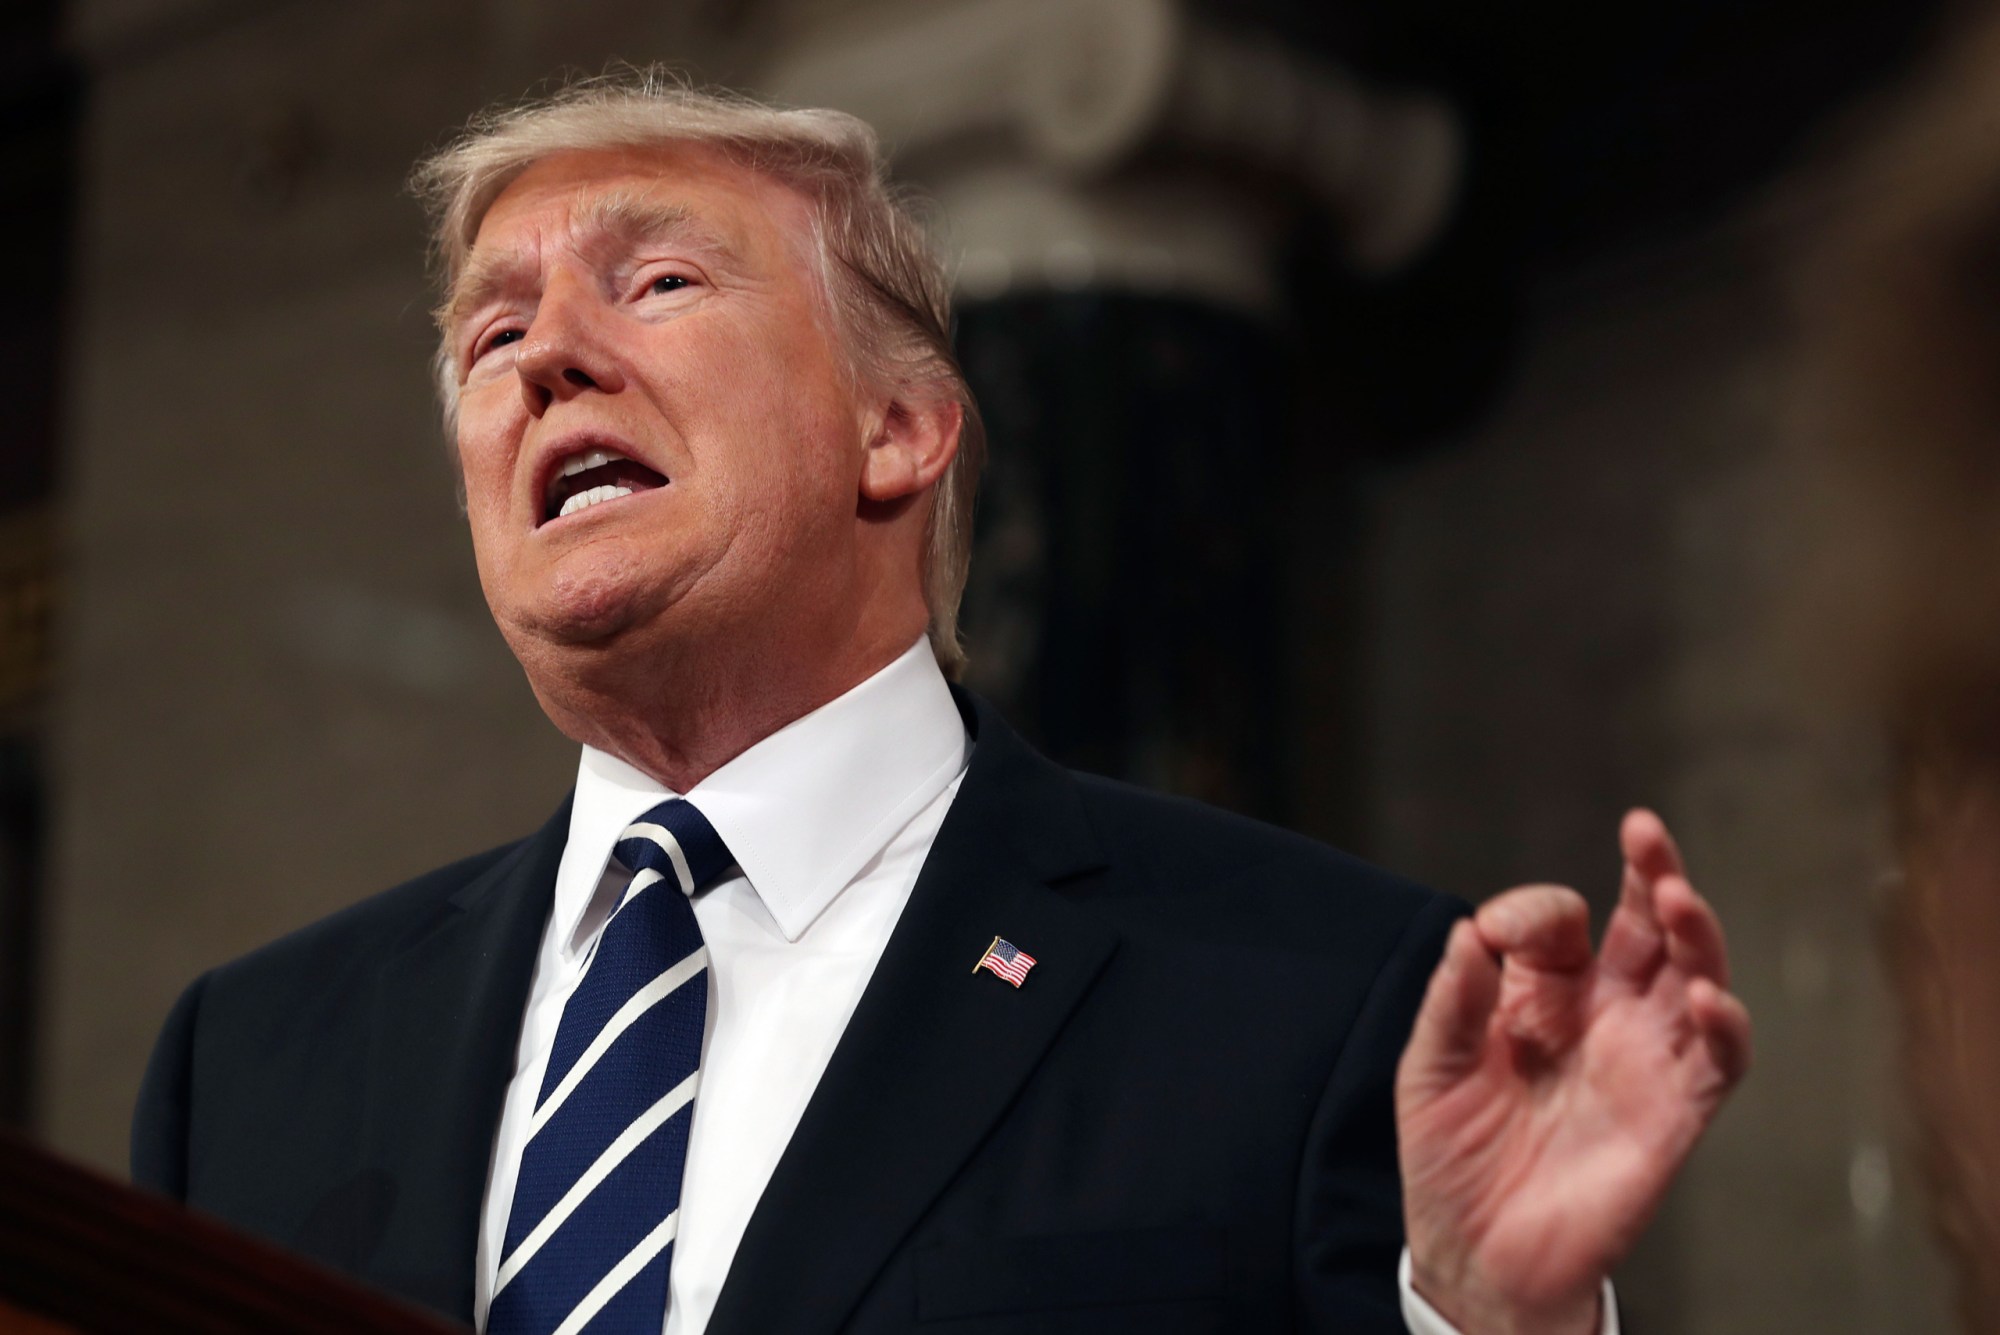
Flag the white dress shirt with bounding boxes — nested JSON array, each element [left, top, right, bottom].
[[471, 637, 1611, 1335], [1400, 1252, 1619, 1335]]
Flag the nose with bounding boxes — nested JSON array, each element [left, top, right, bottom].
[[514, 270, 624, 415]]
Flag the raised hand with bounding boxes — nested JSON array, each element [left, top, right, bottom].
[[1395, 810, 1752, 1335]]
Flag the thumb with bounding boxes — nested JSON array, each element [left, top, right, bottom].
[[1398, 917, 1502, 1101]]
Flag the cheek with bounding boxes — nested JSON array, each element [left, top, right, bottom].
[[453, 425, 524, 584], [457, 454, 509, 544], [738, 399, 858, 556], [675, 329, 858, 515], [454, 400, 520, 507]]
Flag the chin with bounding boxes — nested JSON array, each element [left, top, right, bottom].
[[513, 560, 670, 647]]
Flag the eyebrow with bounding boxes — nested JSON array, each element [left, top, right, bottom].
[[444, 194, 737, 333]]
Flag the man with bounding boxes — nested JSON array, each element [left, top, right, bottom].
[[131, 74, 1748, 1335]]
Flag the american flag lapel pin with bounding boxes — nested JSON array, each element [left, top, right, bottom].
[[973, 935, 1037, 988]]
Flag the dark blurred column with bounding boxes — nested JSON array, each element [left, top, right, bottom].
[[0, 1, 80, 1127], [756, 0, 1459, 818], [954, 295, 1287, 812]]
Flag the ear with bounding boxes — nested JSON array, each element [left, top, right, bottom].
[[860, 395, 962, 503]]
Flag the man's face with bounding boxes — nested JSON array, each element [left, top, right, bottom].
[[448, 144, 872, 670]]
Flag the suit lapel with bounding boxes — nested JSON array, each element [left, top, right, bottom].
[[706, 697, 1117, 1335], [357, 799, 570, 1321]]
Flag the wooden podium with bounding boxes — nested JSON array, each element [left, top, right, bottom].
[[0, 1132, 468, 1333]]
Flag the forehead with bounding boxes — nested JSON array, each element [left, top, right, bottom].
[[463, 143, 815, 281]]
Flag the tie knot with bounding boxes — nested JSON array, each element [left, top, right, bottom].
[[612, 799, 733, 895]]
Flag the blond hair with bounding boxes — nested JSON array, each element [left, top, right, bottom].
[[411, 69, 983, 678]]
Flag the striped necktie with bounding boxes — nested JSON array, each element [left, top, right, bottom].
[[488, 799, 731, 1335]]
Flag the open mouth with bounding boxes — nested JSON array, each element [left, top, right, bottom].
[[543, 448, 668, 524]]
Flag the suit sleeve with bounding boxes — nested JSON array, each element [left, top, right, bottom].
[[1293, 892, 1468, 1332], [130, 971, 209, 1199]]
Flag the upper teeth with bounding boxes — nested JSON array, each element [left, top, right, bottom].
[[560, 447, 628, 478]]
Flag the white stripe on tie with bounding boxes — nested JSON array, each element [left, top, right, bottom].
[[622, 822, 695, 894], [492, 1071, 699, 1297], [624, 865, 667, 896], [529, 948, 709, 1133], [550, 1209, 681, 1335]]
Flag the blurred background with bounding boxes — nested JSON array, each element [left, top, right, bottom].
[[2, 0, 1991, 1328]]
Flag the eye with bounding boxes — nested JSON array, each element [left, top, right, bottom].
[[647, 274, 690, 296], [470, 327, 524, 364]]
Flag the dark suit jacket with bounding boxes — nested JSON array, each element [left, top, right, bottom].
[[132, 693, 1464, 1333]]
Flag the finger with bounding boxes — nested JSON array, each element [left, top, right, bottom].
[[1620, 806, 1684, 882], [1475, 884, 1594, 973], [1689, 977, 1753, 1091], [1480, 887, 1593, 1056], [1399, 918, 1503, 1091], [1599, 868, 1666, 984], [1601, 810, 1676, 985], [1659, 876, 1730, 987]]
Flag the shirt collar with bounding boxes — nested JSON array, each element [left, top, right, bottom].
[[555, 639, 968, 951]]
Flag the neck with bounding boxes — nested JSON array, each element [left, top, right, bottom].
[[525, 618, 924, 793]]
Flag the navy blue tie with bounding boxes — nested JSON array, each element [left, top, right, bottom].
[[488, 799, 730, 1335]]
